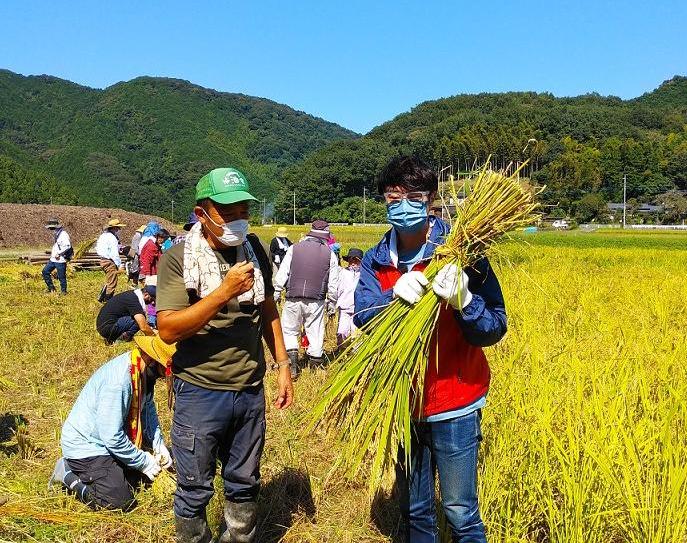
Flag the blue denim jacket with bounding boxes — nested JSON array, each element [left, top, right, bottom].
[[61, 352, 164, 470]]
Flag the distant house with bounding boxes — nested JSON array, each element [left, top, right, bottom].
[[637, 204, 664, 213], [607, 202, 664, 214]]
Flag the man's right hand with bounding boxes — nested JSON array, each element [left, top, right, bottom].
[[219, 261, 255, 301], [393, 271, 429, 305], [141, 451, 162, 481]]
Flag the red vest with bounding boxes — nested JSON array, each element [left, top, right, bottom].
[[376, 263, 490, 418]]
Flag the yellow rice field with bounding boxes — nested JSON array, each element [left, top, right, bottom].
[[0, 227, 685, 542]]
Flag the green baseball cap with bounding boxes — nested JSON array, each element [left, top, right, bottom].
[[195, 167, 258, 205]]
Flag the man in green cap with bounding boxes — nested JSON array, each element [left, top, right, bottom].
[[157, 167, 294, 543]]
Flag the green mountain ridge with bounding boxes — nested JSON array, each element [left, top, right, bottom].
[[276, 75, 687, 223], [2, 69, 686, 223], [0, 69, 357, 216]]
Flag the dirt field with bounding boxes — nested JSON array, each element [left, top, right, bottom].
[[0, 204, 178, 249]]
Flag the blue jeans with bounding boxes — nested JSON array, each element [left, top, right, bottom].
[[42, 261, 67, 293], [397, 410, 486, 543], [172, 378, 266, 518], [98, 316, 139, 342]]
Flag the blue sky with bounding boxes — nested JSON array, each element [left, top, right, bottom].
[[1, 0, 685, 134]]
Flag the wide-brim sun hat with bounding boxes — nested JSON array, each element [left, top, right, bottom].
[[276, 227, 289, 237], [134, 334, 176, 367], [195, 167, 258, 205], [45, 218, 62, 229], [106, 218, 127, 228], [343, 248, 364, 262]]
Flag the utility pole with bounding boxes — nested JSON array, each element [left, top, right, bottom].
[[262, 198, 266, 225], [622, 174, 627, 229], [171, 199, 174, 223], [292, 191, 296, 226], [363, 187, 367, 224]]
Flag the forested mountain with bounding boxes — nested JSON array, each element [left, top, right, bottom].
[[2, 68, 686, 224], [276, 76, 687, 223], [0, 69, 356, 216]]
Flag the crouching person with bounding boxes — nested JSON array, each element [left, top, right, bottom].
[[48, 335, 176, 511]]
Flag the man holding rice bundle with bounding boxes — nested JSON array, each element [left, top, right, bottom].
[[354, 156, 507, 542], [49, 335, 176, 511]]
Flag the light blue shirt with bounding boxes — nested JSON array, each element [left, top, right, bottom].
[[60, 352, 164, 470], [424, 395, 487, 422]]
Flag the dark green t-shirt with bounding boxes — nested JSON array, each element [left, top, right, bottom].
[[156, 234, 274, 391]]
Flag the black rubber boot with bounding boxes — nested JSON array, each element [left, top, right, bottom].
[[97, 285, 107, 303], [175, 514, 214, 543], [218, 501, 258, 543], [308, 355, 325, 369], [287, 349, 300, 381]]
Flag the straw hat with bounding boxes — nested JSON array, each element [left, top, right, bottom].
[[134, 334, 176, 366], [136, 224, 146, 233], [106, 218, 127, 229], [276, 227, 289, 237]]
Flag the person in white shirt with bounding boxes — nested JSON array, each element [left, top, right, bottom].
[[42, 218, 72, 295], [96, 219, 126, 302]]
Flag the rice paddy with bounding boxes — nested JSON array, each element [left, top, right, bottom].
[[0, 227, 685, 542]]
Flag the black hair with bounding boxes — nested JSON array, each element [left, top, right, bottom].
[[376, 155, 438, 195], [158, 229, 170, 239]]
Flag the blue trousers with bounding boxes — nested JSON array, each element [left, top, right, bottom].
[[397, 410, 486, 543], [42, 261, 67, 293], [172, 378, 266, 518], [98, 316, 139, 342]]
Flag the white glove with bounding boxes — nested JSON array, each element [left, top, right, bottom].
[[141, 451, 162, 481], [432, 264, 472, 309], [154, 443, 173, 470], [393, 271, 429, 305], [326, 301, 336, 316]]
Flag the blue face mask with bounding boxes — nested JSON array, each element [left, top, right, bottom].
[[387, 199, 429, 233]]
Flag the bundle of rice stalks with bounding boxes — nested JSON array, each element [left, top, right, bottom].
[[72, 237, 97, 261], [307, 164, 540, 493]]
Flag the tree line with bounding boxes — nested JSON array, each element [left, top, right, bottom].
[[275, 76, 687, 224]]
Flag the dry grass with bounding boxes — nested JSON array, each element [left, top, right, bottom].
[[0, 227, 686, 542]]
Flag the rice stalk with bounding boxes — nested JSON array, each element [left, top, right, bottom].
[[307, 163, 541, 493], [73, 237, 97, 260]]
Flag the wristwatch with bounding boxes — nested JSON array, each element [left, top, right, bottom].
[[270, 360, 291, 371]]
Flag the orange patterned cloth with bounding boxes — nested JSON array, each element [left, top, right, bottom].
[[126, 348, 145, 448]]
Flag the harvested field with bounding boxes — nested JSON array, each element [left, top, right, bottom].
[[0, 227, 686, 542]]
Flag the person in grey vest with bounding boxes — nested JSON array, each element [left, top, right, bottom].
[[273, 219, 339, 379]]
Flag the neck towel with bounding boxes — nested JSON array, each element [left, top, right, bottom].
[[183, 222, 265, 304], [127, 349, 145, 449]]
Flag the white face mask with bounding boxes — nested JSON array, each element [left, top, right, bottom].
[[202, 210, 249, 247]]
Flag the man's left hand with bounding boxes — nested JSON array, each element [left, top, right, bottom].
[[154, 443, 173, 470], [432, 264, 472, 310], [274, 366, 294, 410]]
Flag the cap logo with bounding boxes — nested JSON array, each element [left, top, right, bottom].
[[223, 171, 244, 187]]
